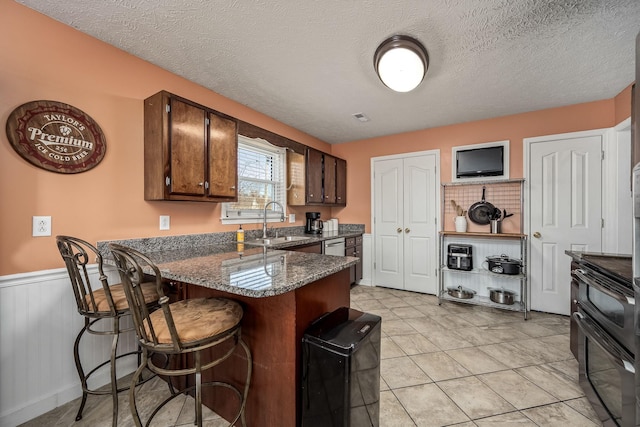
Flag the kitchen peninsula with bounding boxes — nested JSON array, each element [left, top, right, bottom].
[[99, 233, 359, 426]]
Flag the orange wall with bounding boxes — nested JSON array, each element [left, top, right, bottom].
[[331, 91, 631, 231], [1, 1, 633, 276], [0, 1, 331, 275]]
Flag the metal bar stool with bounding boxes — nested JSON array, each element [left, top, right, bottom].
[[108, 243, 252, 427], [56, 236, 160, 426]]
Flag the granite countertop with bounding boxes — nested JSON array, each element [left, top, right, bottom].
[[565, 250, 632, 284], [140, 244, 358, 298], [99, 225, 364, 298]]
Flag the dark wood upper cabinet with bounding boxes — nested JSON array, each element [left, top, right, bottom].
[[304, 147, 346, 206], [335, 158, 346, 206], [144, 90, 345, 206], [169, 98, 207, 196], [306, 148, 324, 204], [323, 154, 336, 204], [208, 112, 237, 199], [144, 91, 237, 202]]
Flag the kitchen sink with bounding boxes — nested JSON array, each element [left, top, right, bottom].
[[244, 235, 311, 247]]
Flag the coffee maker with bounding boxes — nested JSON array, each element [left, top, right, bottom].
[[305, 212, 323, 234]]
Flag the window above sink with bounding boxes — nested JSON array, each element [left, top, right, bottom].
[[222, 135, 287, 225]]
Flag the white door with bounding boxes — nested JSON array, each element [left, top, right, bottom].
[[373, 152, 438, 294], [529, 135, 602, 315], [374, 159, 404, 288], [403, 155, 438, 293]]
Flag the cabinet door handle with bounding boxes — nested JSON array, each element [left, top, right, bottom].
[[230, 186, 236, 190], [198, 182, 204, 187], [405, 228, 411, 233], [397, 228, 402, 233]]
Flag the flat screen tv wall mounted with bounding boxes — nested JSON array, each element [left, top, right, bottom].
[[451, 140, 510, 183]]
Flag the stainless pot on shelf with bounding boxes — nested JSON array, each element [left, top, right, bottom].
[[488, 288, 516, 305], [447, 285, 475, 299]]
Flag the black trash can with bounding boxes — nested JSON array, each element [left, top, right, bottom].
[[301, 307, 381, 427]]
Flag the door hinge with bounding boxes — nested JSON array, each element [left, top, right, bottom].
[[205, 117, 210, 126], [166, 104, 171, 113], [602, 150, 605, 160], [601, 218, 604, 228], [165, 176, 170, 187]]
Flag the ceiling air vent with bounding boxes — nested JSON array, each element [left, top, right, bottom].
[[352, 112, 370, 122]]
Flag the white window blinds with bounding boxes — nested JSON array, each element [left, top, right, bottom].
[[222, 135, 286, 223]]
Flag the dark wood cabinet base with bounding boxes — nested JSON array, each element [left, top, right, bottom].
[[184, 269, 351, 426]]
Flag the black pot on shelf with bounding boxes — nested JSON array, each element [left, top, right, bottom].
[[486, 255, 521, 275]]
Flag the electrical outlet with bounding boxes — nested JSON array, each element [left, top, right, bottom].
[[159, 215, 170, 230], [32, 216, 51, 237], [289, 213, 295, 223]]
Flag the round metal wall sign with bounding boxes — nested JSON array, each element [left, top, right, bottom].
[[5, 100, 106, 174]]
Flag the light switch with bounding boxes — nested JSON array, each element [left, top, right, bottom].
[[289, 214, 295, 223], [159, 215, 170, 230]]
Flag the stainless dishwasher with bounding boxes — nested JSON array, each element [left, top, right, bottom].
[[323, 237, 345, 256]]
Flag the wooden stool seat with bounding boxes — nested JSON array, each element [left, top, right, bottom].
[[109, 243, 252, 427], [87, 282, 158, 313], [146, 297, 243, 345]]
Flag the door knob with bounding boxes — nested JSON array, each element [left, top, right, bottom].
[[405, 228, 410, 233], [397, 228, 402, 233], [533, 232, 541, 239]]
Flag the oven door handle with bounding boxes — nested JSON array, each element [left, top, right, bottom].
[[572, 311, 635, 373], [574, 269, 635, 306]]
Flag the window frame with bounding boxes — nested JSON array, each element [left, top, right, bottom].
[[221, 135, 287, 225]]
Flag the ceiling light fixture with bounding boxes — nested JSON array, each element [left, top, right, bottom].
[[374, 35, 428, 93]]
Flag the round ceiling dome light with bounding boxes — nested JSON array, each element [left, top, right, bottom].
[[374, 35, 429, 93]]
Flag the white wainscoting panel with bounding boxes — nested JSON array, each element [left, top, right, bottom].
[[359, 234, 373, 286], [0, 266, 137, 427]]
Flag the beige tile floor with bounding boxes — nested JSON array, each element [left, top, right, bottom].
[[21, 285, 602, 427]]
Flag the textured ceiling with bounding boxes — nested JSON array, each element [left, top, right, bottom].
[[15, 0, 640, 144]]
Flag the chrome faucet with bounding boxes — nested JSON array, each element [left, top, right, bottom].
[[262, 201, 285, 239]]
